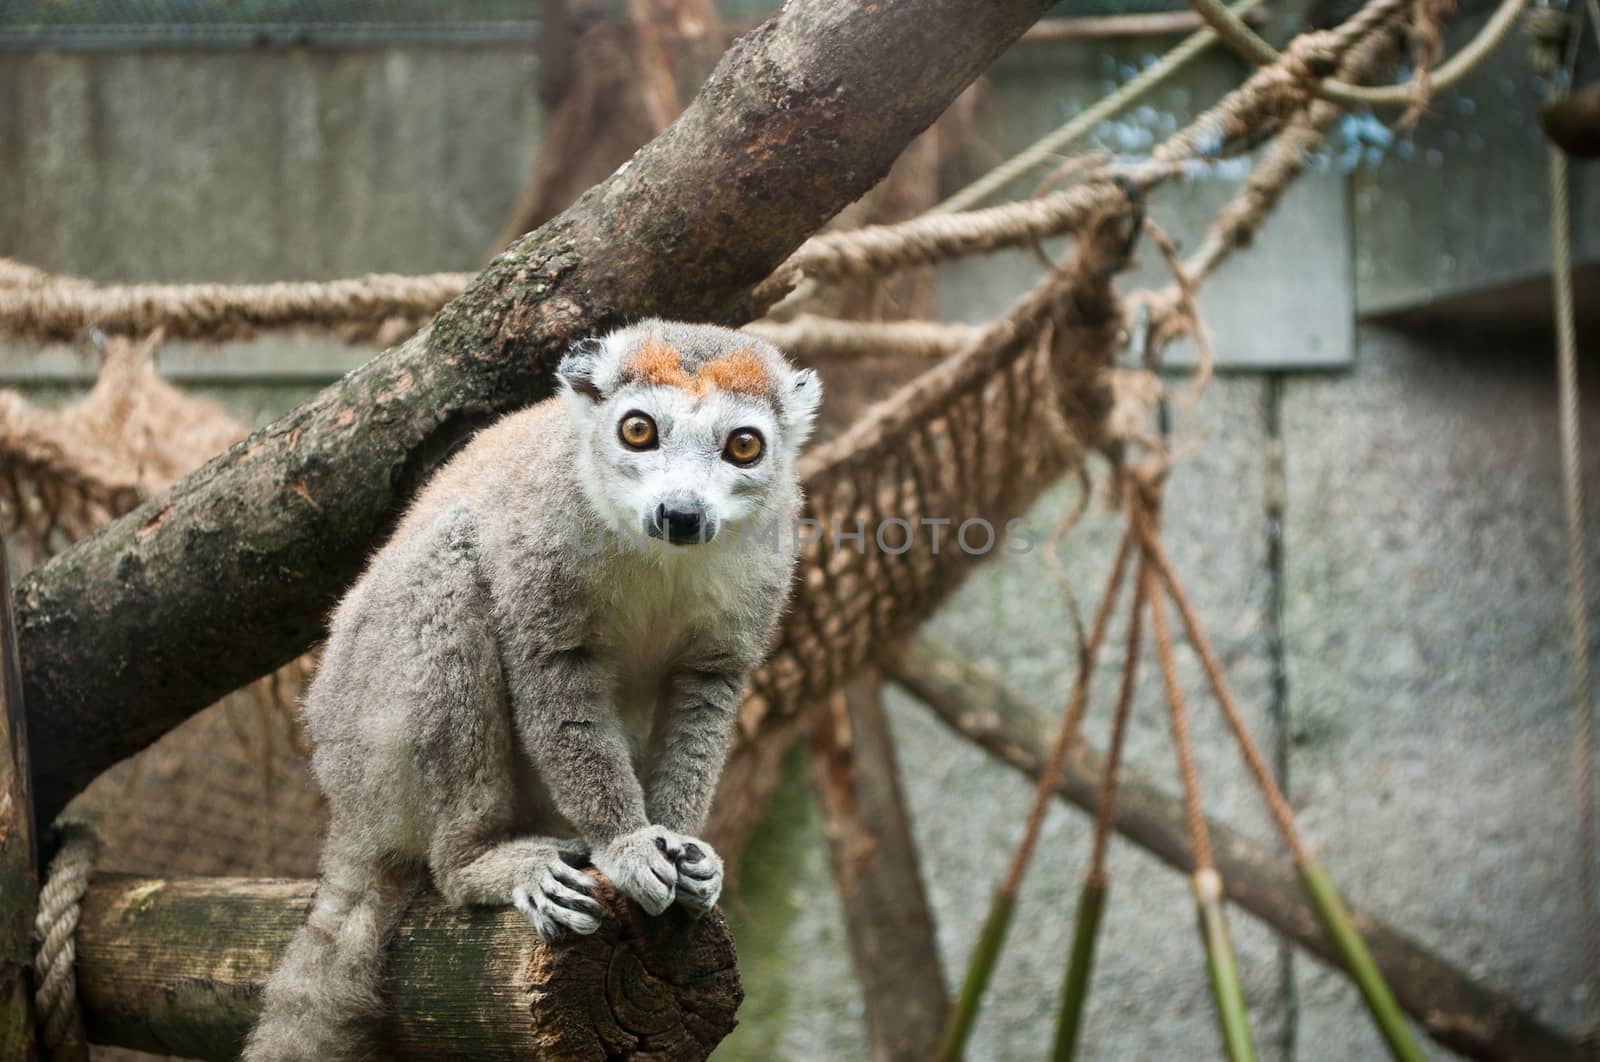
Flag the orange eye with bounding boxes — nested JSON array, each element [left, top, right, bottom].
[[723, 428, 764, 466], [618, 412, 658, 450]]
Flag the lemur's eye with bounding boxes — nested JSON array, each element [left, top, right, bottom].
[[723, 428, 764, 466], [618, 412, 658, 451]]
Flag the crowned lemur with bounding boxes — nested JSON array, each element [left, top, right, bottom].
[[243, 320, 821, 1061]]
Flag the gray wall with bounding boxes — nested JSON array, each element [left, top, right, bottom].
[[3, 18, 1596, 1060]]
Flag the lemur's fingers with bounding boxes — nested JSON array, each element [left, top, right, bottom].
[[512, 883, 601, 940], [548, 860, 598, 895], [540, 868, 604, 918], [678, 843, 718, 880], [669, 836, 723, 914], [593, 827, 679, 915]]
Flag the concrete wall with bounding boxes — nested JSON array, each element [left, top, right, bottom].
[[3, 20, 1596, 1061], [0, 46, 541, 283]]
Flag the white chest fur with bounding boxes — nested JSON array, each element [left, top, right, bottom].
[[592, 543, 750, 749]]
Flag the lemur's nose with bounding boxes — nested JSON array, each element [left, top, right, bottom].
[[653, 500, 713, 545]]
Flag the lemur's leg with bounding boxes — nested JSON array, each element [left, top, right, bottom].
[[408, 625, 604, 939], [639, 663, 751, 914], [388, 504, 602, 940], [428, 823, 604, 940], [414, 687, 605, 939]]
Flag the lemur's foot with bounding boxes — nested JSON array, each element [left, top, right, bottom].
[[512, 852, 604, 941], [669, 836, 723, 916], [592, 826, 680, 915]]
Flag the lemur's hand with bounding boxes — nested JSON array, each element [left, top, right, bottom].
[[592, 826, 680, 915], [511, 850, 605, 942], [668, 835, 723, 916]]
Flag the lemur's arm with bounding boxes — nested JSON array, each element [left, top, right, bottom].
[[513, 644, 648, 840], [638, 633, 769, 915], [506, 645, 687, 914], [643, 664, 745, 835]]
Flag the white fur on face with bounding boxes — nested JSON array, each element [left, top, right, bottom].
[[573, 383, 790, 541]]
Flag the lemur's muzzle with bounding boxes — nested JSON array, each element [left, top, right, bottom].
[[647, 494, 717, 545]]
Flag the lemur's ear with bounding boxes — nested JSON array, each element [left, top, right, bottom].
[[557, 338, 606, 404], [784, 368, 822, 447]]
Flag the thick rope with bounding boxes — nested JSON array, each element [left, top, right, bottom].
[[1131, 15, 1405, 350], [34, 823, 100, 1062], [932, 0, 1272, 215], [741, 316, 982, 359], [0, 265, 472, 344], [751, 178, 1151, 314], [1183, 0, 1529, 108]]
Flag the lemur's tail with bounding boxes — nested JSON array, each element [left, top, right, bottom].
[[242, 848, 422, 1062]]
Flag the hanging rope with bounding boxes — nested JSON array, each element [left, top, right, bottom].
[[1528, 0, 1600, 1039], [34, 822, 101, 1062]]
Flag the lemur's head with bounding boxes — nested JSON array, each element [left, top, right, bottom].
[[557, 319, 822, 546]]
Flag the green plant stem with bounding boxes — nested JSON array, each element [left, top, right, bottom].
[[1298, 858, 1425, 1061], [935, 890, 1017, 1062], [1196, 876, 1256, 1062], [1050, 877, 1109, 1062]]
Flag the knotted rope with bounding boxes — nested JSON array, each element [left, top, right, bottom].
[[34, 822, 100, 1062]]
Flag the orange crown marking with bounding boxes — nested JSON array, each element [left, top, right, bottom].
[[622, 336, 774, 398]]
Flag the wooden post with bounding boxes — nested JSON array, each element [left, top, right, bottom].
[[74, 875, 741, 1061], [807, 671, 950, 1061], [0, 535, 42, 1059]]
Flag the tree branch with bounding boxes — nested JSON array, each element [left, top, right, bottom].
[[881, 636, 1586, 1062], [75, 875, 739, 1060], [14, 0, 1054, 828]]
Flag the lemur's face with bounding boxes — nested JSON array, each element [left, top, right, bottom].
[[558, 321, 821, 546]]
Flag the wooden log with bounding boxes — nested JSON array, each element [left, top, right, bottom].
[[0, 535, 41, 1061], [807, 672, 950, 1061], [74, 874, 740, 1061], [881, 636, 1587, 1062], [14, 0, 1057, 832]]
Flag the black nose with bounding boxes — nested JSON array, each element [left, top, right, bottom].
[[656, 503, 708, 545]]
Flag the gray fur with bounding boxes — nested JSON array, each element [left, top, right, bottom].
[[243, 321, 820, 1061]]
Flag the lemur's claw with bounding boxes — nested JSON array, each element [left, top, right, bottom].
[[513, 855, 604, 941], [593, 826, 679, 915], [668, 834, 723, 916]]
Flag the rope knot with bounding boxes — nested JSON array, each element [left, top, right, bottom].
[[34, 821, 101, 1062], [1282, 31, 1344, 84], [1524, 5, 1571, 76]]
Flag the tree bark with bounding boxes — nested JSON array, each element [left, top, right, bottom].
[[74, 874, 739, 1061], [0, 536, 41, 1061], [881, 636, 1586, 1062], [807, 671, 950, 1062], [13, 0, 1055, 830]]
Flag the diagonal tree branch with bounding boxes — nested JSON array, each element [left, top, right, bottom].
[[13, 0, 1055, 828]]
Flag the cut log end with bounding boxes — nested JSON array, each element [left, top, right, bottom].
[[520, 877, 743, 1061], [76, 875, 741, 1062]]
